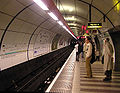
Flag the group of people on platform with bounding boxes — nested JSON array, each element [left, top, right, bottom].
[[75, 36, 114, 81]]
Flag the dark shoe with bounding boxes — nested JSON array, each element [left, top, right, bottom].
[[84, 76, 89, 78], [84, 76, 92, 78], [109, 77, 112, 80], [103, 77, 111, 81]]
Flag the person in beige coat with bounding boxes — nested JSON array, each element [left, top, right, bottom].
[[103, 38, 113, 81], [85, 37, 93, 78]]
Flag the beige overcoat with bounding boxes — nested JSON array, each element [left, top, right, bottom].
[[103, 41, 113, 71]]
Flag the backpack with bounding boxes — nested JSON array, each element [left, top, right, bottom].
[[90, 43, 96, 64]]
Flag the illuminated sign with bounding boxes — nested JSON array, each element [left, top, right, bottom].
[[81, 36, 85, 39], [82, 25, 87, 30], [113, 0, 120, 13], [86, 30, 89, 33], [83, 33, 89, 36], [88, 23, 102, 28]]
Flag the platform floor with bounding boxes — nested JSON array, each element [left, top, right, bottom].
[[46, 49, 120, 93], [73, 56, 120, 93]]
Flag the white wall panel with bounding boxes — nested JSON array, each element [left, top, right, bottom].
[[16, 0, 34, 5], [0, 51, 27, 70], [17, 8, 46, 26], [0, 31, 30, 70], [0, 0, 24, 16], [0, 13, 12, 29], [40, 19, 56, 30], [0, 30, 4, 42], [15, 0, 50, 20], [58, 36, 70, 49], [8, 19, 36, 34], [29, 4, 50, 20], [50, 25, 62, 33], [33, 28, 54, 57]]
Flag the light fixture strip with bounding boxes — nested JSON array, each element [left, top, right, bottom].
[[48, 12, 58, 20], [33, 0, 76, 39], [62, 26, 77, 39], [58, 21, 63, 26], [33, 0, 49, 10]]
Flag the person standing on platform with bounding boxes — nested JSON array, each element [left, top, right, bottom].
[[85, 37, 93, 78], [75, 42, 79, 61], [103, 38, 113, 81], [79, 41, 84, 58], [77, 41, 83, 58]]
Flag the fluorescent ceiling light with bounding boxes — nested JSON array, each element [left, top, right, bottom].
[[70, 27, 77, 29], [64, 16, 76, 21], [62, 25, 67, 30], [62, 25, 77, 39], [59, 6, 73, 12], [57, 21, 63, 26], [48, 12, 58, 20], [68, 23, 77, 26], [66, 30, 77, 39], [63, 26, 70, 32], [33, 0, 49, 10], [69, 8, 73, 12]]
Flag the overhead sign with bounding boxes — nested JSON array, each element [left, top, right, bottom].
[[88, 23, 102, 28]]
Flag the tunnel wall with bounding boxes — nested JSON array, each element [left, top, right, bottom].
[[0, 0, 73, 70], [109, 31, 120, 71], [0, 45, 74, 91]]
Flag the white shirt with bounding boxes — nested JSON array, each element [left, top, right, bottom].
[[85, 42, 92, 58], [75, 44, 78, 52]]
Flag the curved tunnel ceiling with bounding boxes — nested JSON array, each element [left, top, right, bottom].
[[0, 0, 77, 49], [54, 0, 120, 36]]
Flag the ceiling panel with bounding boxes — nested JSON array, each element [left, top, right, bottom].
[[54, 0, 120, 36], [0, 0, 24, 16]]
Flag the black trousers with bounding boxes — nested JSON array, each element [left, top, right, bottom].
[[76, 52, 80, 61]]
